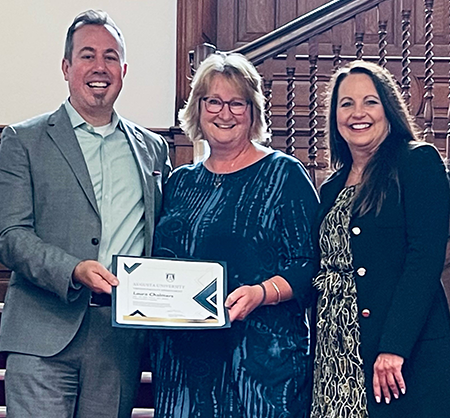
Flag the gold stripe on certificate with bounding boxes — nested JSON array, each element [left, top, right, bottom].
[[123, 316, 219, 323]]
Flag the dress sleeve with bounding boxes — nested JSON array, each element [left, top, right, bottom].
[[378, 145, 450, 358], [274, 160, 320, 305]]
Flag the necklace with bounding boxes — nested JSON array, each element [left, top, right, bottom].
[[213, 174, 224, 188], [205, 143, 256, 175]]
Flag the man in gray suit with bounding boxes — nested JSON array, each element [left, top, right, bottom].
[[0, 10, 171, 418]]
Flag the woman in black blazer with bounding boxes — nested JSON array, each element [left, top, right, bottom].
[[311, 61, 450, 418]]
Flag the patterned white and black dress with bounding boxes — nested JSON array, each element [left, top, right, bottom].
[[311, 186, 369, 418]]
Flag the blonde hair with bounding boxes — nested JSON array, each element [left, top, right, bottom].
[[178, 53, 267, 143]]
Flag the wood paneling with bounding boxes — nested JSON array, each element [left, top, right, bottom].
[[415, 0, 448, 44], [217, 0, 236, 50], [277, 0, 298, 26], [176, 0, 217, 118], [238, 0, 275, 42], [215, 0, 449, 55]]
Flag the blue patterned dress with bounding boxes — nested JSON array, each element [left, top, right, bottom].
[[152, 151, 319, 418]]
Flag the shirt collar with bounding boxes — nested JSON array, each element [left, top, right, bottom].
[[64, 99, 121, 132]]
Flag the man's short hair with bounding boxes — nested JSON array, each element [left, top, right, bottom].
[[64, 9, 126, 64]]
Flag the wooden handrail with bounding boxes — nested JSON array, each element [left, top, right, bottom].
[[185, 0, 448, 183], [231, 0, 387, 65]]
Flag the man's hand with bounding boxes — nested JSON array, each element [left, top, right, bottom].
[[72, 260, 119, 294]]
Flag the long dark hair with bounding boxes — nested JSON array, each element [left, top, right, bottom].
[[325, 61, 420, 216]]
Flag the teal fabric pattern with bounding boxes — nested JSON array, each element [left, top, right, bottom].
[[151, 151, 319, 418]]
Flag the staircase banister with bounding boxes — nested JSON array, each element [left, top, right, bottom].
[[231, 0, 387, 66]]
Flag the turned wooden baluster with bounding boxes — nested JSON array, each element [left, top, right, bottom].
[[262, 59, 274, 147], [331, 26, 342, 72], [189, 43, 216, 75], [401, 0, 412, 107], [377, 3, 389, 68], [355, 14, 365, 60], [423, 0, 435, 143], [307, 37, 319, 184], [285, 47, 297, 156]]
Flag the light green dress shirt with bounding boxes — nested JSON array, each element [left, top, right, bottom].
[[65, 100, 145, 270]]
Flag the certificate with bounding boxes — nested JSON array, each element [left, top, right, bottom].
[[112, 255, 230, 329]]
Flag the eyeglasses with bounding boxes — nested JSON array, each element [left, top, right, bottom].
[[201, 97, 249, 115]]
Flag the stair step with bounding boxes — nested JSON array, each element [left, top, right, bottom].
[[132, 408, 154, 417], [0, 406, 153, 418], [0, 369, 151, 383], [0, 369, 153, 416]]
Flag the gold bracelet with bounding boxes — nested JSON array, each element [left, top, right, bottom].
[[270, 280, 281, 305]]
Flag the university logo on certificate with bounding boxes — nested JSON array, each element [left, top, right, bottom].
[[112, 255, 230, 329]]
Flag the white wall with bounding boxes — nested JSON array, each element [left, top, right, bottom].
[[0, 0, 176, 128]]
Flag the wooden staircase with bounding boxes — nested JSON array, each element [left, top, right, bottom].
[[0, 0, 449, 414], [186, 0, 450, 306], [188, 0, 450, 187]]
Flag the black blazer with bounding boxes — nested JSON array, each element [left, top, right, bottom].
[[316, 143, 450, 417]]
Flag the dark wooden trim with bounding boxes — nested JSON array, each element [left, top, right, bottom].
[[231, 0, 388, 65], [176, 0, 195, 121], [0, 125, 175, 138], [176, 0, 218, 121]]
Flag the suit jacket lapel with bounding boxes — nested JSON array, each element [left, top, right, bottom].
[[121, 122, 154, 190], [121, 122, 155, 250], [46, 105, 99, 216]]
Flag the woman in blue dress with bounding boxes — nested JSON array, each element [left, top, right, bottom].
[[152, 52, 319, 418]]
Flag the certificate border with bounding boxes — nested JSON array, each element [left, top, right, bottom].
[[111, 255, 230, 330]]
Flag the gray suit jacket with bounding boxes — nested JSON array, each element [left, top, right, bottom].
[[0, 104, 171, 356]]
